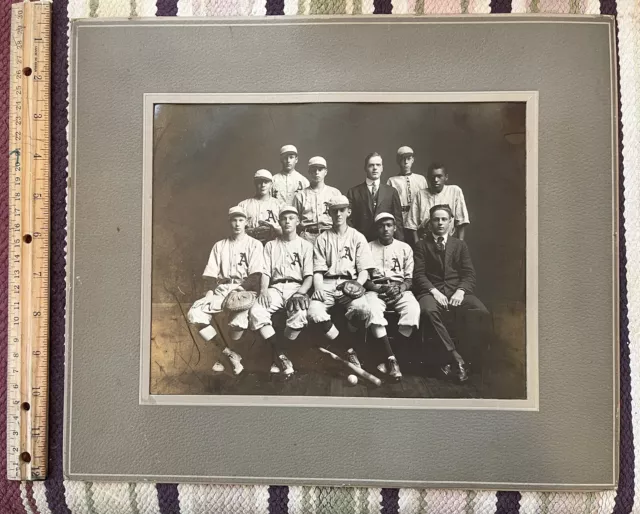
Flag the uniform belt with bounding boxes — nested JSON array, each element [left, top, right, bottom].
[[401, 205, 411, 213], [218, 278, 242, 285], [301, 225, 331, 234], [271, 278, 302, 285], [372, 278, 403, 285], [325, 274, 351, 280]]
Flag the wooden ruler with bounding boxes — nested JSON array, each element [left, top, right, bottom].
[[6, 0, 52, 481]]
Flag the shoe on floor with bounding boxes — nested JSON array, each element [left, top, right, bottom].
[[270, 363, 280, 374], [223, 348, 244, 375], [388, 358, 402, 381], [212, 361, 225, 373], [458, 363, 469, 382], [279, 354, 295, 377], [377, 363, 388, 374], [347, 349, 361, 368]]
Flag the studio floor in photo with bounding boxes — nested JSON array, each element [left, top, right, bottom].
[[149, 302, 526, 399]]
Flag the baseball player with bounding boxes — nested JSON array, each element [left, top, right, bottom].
[[386, 146, 428, 227], [308, 195, 376, 368], [248, 205, 314, 377], [272, 144, 310, 205], [406, 162, 470, 244], [364, 212, 421, 380], [292, 156, 342, 245], [239, 169, 284, 244], [187, 206, 264, 375]]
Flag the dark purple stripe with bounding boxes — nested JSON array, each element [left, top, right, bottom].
[[157, 484, 180, 514], [266, 0, 284, 15], [495, 491, 521, 514], [44, 0, 72, 511], [381, 488, 399, 514], [268, 485, 289, 514], [156, 0, 178, 16], [601, 1, 636, 512], [489, 0, 511, 12], [373, 0, 392, 14]]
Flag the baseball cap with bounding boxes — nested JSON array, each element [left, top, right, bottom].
[[279, 205, 298, 218], [228, 206, 247, 219], [254, 169, 273, 181], [280, 144, 298, 155], [308, 156, 327, 168], [327, 195, 350, 210], [374, 212, 395, 224], [396, 146, 414, 161]]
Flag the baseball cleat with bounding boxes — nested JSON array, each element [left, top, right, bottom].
[[347, 349, 361, 368], [212, 361, 225, 373], [279, 354, 295, 378], [270, 363, 281, 374], [223, 348, 244, 375], [389, 358, 402, 381], [377, 363, 388, 374], [458, 363, 469, 382]]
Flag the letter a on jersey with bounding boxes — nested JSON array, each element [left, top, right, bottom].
[[238, 253, 249, 267], [342, 247, 353, 261], [266, 210, 277, 223], [391, 257, 401, 272], [291, 252, 302, 267]]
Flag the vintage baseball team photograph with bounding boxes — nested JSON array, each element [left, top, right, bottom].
[[148, 99, 530, 400]]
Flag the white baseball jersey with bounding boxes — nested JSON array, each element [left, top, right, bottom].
[[406, 184, 470, 234], [263, 236, 314, 282], [387, 173, 428, 224], [271, 170, 310, 205], [313, 227, 375, 279], [238, 197, 283, 230], [369, 239, 414, 283], [292, 185, 342, 229], [203, 234, 264, 281]]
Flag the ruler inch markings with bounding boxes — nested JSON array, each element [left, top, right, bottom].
[[7, 0, 52, 482]]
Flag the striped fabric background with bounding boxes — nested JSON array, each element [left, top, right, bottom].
[[0, 0, 637, 511]]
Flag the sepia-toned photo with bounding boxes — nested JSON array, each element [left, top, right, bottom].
[[143, 93, 537, 406]]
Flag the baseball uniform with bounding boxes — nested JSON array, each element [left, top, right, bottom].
[[307, 227, 376, 327], [366, 239, 420, 330], [292, 185, 342, 244], [238, 196, 284, 242], [249, 235, 313, 337], [405, 185, 470, 235], [387, 174, 428, 225], [272, 170, 310, 205], [187, 233, 264, 331]]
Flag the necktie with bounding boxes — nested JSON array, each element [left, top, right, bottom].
[[406, 176, 411, 205], [371, 182, 378, 209], [436, 236, 445, 253]]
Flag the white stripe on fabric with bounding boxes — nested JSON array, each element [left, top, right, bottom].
[[398, 488, 423, 513], [177, 0, 194, 15], [467, 0, 491, 13], [133, 483, 161, 514], [95, 0, 130, 17], [361, 0, 375, 14], [470, 491, 498, 514], [90, 482, 135, 514], [136, 0, 158, 16], [64, 481, 91, 514], [32, 482, 53, 514], [68, 0, 90, 18], [178, 484, 270, 514], [20, 483, 35, 514], [288, 486, 304, 514], [283, 0, 298, 14], [510, 0, 528, 12]]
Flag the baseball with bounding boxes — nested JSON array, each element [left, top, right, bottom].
[[347, 374, 358, 385]]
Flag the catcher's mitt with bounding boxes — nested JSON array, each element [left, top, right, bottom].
[[222, 289, 257, 313], [286, 292, 310, 314], [337, 280, 366, 300], [248, 224, 274, 242]]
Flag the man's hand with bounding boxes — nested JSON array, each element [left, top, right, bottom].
[[430, 288, 449, 309], [449, 289, 465, 307], [312, 289, 326, 302], [257, 292, 271, 308]]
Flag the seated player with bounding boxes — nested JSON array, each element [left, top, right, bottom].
[[413, 204, 489, 382], [307, 195, 376, 367], [187, 206, 264, 375], [239, 169, 284, 244], [406, 163, 470, 244], [365, 212, 421, 380], [248, 206, 314, 377]]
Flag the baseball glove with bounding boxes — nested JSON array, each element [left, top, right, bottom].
[[222, 289, 257, 313], [379, 283, 404, 304], [337, 280, 366, 300], [286, 292, 310, 314], [248, 224, 274, 242]]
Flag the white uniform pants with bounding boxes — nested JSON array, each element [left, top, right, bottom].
[[365, 290, 421, 330], [249, 283, 307, 334], [308, 278, 372, 327], [186, 283, 249, 331]]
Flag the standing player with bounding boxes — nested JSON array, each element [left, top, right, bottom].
[[386, 146, 428, 229], [406, 162, 470, 244], [308, 195, 376, 367], [292, 156, 342, 244], [187, 206, 264, 375], [239, 169, 283, 244], [272, 144, 310, 205], [248, 205, 314, 377], [364, 213, 421, 380]]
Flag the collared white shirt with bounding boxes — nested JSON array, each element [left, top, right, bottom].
[[365, 178, 380, 196], [432, 233, 449, 245]]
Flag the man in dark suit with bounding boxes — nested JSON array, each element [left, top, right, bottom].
[[413, 204, 489, 382], [347, 152, 404, 242]]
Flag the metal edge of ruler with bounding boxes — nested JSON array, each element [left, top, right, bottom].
[[7, 0, 52, 482]]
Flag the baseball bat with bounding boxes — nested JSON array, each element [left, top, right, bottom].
[[318, 347, 382, 386]]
